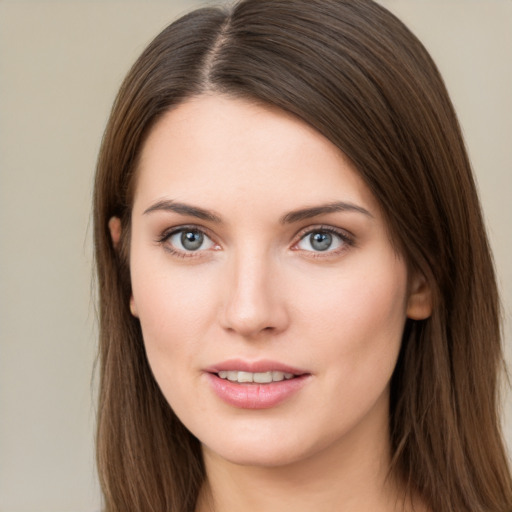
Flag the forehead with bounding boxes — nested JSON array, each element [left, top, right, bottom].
[[133, 94, 379, 218]]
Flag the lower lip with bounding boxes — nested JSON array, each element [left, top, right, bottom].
[[205, 373, 310, 409]]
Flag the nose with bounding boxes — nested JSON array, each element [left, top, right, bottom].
[[220, 249, 289, 339]]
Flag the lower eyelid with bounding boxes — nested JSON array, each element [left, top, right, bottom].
[[298, 236, 341, 252]]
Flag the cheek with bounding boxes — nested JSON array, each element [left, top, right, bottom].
[[293, 260, 408, 438], [130, 269, 219, 417], [297, 257, 408, 374], [129, 248, 220, 376]]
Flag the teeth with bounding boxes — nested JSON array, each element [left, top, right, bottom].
[[226, 371, 238, 381], [238, 371, 253, 383], [272, 371, 284, 381], [253, 371, 272, 383], [217, 370, 296, 383]]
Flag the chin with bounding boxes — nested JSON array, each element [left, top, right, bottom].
[[199, 422, 341, 470], [205, 441, 308, 468]]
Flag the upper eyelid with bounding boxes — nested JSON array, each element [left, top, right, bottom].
[[293, 224, 354, 241], [159, 224, 214, 241]]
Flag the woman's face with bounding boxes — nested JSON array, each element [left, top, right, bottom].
[[128, 94, 429, 468]]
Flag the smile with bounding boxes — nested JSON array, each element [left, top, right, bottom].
[[205, 360, 311, 409], [217, 370, 295, 383]]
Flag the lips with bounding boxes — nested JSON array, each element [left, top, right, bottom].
[[204, 359, 311, 409]]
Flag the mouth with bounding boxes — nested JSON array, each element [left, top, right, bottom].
[[205, 360, 310, 409], [205, 359, 309, 383], [215, 370, 297, 384]]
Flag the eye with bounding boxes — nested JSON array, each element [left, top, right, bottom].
[[295, 228, 352, 253], [161, 227, 216, 254]]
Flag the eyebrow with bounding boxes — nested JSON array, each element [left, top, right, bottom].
[[143, 200, 222, 223], [143, 199, 372, 224], [280, 201, 373, 224]]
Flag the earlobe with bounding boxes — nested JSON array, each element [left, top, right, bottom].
[[129, 295, 139, 317], [108, 216, 122, 249], [406, 272, 432, 320]]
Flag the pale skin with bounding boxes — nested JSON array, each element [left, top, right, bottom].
[[110, 94, 432, 512]]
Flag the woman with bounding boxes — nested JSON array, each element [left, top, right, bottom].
[[93, 0, 512, 511]]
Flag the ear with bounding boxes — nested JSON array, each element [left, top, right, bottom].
[[108, 216, 122, 249], [129, 295, 139, 318], [406, 271, 432, 320], [109, 216, 138, 317]]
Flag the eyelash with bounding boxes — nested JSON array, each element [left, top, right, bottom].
[[292, 225, 355, 258], [156, 225, 217, 259], [156, 224, 355, 259]]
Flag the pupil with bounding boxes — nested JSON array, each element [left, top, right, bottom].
[[181, 231, 203, 251], [311, 232, 332, 251]]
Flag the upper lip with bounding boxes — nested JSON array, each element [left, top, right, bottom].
[[204, 359, 309, 375]]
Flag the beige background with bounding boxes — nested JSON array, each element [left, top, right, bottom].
[[0, 1, 511, 511]]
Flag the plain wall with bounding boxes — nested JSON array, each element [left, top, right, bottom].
[[0, 1, 510, 511]]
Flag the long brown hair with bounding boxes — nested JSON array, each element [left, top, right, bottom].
[[93, 1, 512, 510]]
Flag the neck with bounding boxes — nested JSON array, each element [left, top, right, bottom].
[[195, 395, 422, 512]]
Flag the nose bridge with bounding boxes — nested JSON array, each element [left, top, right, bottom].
[[221, 242, 287, 337]]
